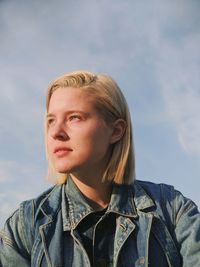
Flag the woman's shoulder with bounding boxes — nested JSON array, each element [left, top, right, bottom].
[[21, 184, 64, 220], [0, 184, 64, 255], [134, 179, 197, 208], [23, 185, 60, 206], [2, 184, 64, 233], [134, 179, 197, 212], [134, 179, 199, 226], [135, 179, 174, 190]]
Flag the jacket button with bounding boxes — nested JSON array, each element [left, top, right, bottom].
[[137, 257, 145, 265], [97, 258, 107, 267]]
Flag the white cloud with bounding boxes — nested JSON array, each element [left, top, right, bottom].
[[127, 0, 200, 156], [154, 35, 200, 156]]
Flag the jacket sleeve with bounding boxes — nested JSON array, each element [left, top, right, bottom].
[[0, 202, 33, 267], [174, 190, 200, 266]]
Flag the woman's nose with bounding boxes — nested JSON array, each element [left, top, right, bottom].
[[50, 123, 69, 141]]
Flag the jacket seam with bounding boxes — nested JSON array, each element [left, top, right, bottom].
[[19, 202, 32, 254], [0, 230, 16, 248], [175, 197, 196, 225]]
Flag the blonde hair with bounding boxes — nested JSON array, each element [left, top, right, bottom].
[[45, 70, 135, 184]]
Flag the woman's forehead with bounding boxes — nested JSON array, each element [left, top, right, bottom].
[[48, 87, 97, 113]]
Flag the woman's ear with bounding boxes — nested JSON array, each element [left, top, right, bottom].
[[110, 119, 126, 144]]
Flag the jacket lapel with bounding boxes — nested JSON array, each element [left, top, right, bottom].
[[113, 212, 153, 267], [134, 182, 181, 267], [112, 182, 155, 267], [114, 216, 136, 263], [39, 217, 65, 267]]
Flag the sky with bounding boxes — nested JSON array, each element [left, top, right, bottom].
[[0, 0, 200, 227]]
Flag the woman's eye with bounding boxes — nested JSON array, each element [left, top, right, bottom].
[[69, 115, 81, 121], [47, 118, 55, 126]]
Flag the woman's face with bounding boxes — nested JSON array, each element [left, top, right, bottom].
[[47, 87, 114, 178]]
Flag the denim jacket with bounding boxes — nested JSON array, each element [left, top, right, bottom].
[[0, 180, 200, 267]]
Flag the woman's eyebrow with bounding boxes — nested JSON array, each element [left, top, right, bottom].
[[46, 110, 90, 118]]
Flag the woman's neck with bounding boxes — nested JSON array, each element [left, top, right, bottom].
[[70, 173, 112, 210]]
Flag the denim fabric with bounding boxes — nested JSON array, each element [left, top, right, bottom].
[[0, 179, 200, 267], [65, 178, 115, 267]]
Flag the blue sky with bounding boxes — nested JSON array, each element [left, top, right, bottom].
[[0, 0, 200, 227]]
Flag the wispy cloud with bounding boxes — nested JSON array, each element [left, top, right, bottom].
[[151, 11, 200, 156]]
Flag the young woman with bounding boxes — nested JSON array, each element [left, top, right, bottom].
[[0, 71, 200, 266]]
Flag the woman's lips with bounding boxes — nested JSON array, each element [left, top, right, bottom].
[[54, 147, 72, 157]]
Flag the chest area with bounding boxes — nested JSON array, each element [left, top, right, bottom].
[[35, 213, 179, 267]]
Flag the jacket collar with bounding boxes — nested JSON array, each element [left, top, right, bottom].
[[38, 179, 156, 230], [133, 181, 156, 211], [63, 177, 139, 231], [62, 178, 156, 231], [62, 177, 94, 230], [38, 185, 62, 222]]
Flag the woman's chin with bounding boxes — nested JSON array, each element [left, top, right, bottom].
[[55, 164, 77, 174], [54, 165, 71, 174]]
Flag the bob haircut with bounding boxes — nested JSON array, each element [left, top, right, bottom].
[[45, 70, 135, 185]]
